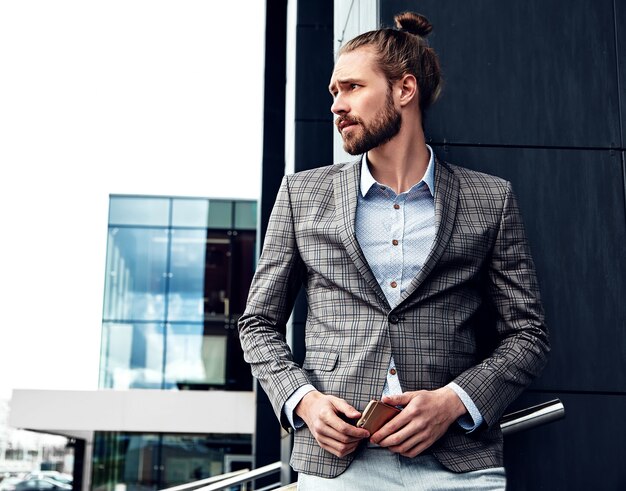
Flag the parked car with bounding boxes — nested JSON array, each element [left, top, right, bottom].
[[0, 478, 23, 491], [14, 478, 72, 491]]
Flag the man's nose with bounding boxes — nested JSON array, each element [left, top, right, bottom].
[[331, 93, 348, 115]]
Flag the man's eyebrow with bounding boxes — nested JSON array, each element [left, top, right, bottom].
[[328, 78, 363, 93]]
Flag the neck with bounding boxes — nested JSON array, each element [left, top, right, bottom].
[[366, 117, 429, 195]]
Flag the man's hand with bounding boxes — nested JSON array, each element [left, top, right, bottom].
[[369, 387, 467, 457], [295, 390, 370, 458]]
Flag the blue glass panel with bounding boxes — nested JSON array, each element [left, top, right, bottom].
[[234, 201, 257, 230], [103, 228, 169, 321], [167, 230, 231, 322], [207, 201, 232, 229], [109, 197, 170, 226], [164, 324, 228, 389], [92, 432, 252, 491], [99, 323, 164, 389], [172, 199, 209, 228]]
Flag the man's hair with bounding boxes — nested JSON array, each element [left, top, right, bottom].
[[339, 12, 443, 112]]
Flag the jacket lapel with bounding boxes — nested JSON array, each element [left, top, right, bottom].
[[333, 159, 390, 309], [400, 157, 460, 303]]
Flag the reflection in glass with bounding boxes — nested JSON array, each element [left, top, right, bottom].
[[207, 201, 232, 229], [100, 323, 165, 389], [103, 228, 169, 321], [165, 230, 232, 322], [109, 197, 170, 226], [234, 201, 257, 230], [172, 199, 209, 228], [92, 432, 252, 491], [229, 231, 256, 317], [165, 324, 227, 389], [167, 230, 208, 322], [203, 233, 231, 319]]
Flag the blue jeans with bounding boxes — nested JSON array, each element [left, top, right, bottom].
[[297, 447, 506, 490]]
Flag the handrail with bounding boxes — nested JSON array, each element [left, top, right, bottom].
[[500, 398, 565, 436], [159, 469, 250, 491], [196, 461, 282, 491]]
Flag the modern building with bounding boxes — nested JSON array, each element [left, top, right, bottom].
[[11, 195, 259, 491]]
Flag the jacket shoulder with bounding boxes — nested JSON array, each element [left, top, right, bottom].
[[284, 160, 357, 192], [444, 161, 512, 202]]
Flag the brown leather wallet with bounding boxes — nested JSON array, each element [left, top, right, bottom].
[[356, 400, 401, 433]]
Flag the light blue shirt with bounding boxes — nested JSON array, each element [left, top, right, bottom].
[[284, 146, 483, 431]]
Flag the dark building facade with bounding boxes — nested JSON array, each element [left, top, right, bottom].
[[257, 0, 626, 488]]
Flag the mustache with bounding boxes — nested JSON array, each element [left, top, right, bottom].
[[335, 115, 361, 129]]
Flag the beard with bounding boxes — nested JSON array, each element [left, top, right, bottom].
[[336, 90, 402, 155]]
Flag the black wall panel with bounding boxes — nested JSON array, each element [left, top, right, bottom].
[[616, 0, 626, 147], [382, 0, 622, 148], [436, 145, 626, 392], [295, 121, 334, 171], [380, 0, 626, 488], [295, 24, 335, 122], [504, 391, 626, 489]]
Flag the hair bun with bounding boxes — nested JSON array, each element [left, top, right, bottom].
[[394, 12, 433, 37]]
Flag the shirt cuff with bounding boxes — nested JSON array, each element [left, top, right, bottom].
[[446, 382, 484, 432], [283, 384, 317, 429]]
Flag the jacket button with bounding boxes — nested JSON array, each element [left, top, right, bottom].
[[389, 314, 399, 324]]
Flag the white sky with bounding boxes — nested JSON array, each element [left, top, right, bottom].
[[0, 1, 266, 400]]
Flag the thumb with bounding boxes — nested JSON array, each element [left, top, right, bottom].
[[381, 393, 412, 407], [330, 396, 362, 419]]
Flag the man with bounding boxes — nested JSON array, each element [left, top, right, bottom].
[[239, 12, 549, 490]]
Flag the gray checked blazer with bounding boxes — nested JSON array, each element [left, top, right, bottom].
[[238, 155, 550, 478]]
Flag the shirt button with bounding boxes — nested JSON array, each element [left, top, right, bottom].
[[389, 314, 399, 324], [393, 204, 400, 210], [390, 281, 397, 288], [392, 239, 399, 246], [389, 368, 397, 376]]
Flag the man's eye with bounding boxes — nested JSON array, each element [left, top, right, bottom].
[[350, 84, 359, 90]]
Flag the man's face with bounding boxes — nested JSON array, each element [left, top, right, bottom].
[[329, 47, 402, 155]]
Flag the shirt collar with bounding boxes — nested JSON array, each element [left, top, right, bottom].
[[360, 144, 436, 197]]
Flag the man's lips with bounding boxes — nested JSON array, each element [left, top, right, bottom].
[[336, 118, 358, 132]]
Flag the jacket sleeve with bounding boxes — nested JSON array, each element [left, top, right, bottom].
[[452, 182, 550, 428], [238, 175, 312, 430]]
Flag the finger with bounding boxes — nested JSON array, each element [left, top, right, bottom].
[[330, 396, 363, 420], [396, 436, 434, 458], [381, 393, 411, 407], [316, 418, 366, 443], [323, 439, 360, 458], [369, 410, 414, 443], [385, 430, 424, 454]]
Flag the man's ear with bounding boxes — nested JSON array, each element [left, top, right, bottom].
[[396, 74, 418, 107]]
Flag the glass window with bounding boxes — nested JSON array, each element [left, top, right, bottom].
[[165, 324, 227, 389], [109, 197, 170, 226], [207, 201, 232, 229], [92, 432, 252, 491], [100, 323, 165, 389], [229, 231, 256, 317], [167, 230, 231, 322], [92, 433, 161, 491], [234, 201, 257, 230], [172, 199, 209, 228], [203, 232, 231, 319], [103, 228, 169, 322]]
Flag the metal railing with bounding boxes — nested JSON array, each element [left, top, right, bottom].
[[500, 398, 565, 436], [162, 399, 565, 491], [160, 462, 282, 491]]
